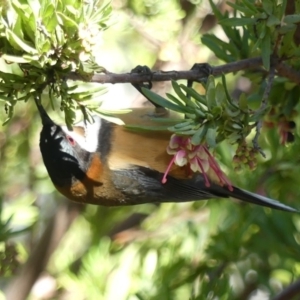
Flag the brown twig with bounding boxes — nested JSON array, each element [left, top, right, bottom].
[[272, 279, 300, 300], [252, 65, 276, 157], [88, 57, 266, 84], [274, 61, 300, 84], [67, 56, 300, 86]]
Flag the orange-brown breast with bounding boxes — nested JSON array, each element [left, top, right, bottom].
[[55, 153, 124, 206]]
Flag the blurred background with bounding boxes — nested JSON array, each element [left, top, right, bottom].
[[1, 0, 300, 299]]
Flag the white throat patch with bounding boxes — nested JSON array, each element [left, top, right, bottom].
[[61, 116, 102, 153]]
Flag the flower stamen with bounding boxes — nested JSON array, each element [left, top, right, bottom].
[[163, 134, 232, 191], [195, 156, 210, 187], [162, 155, 176, 184]]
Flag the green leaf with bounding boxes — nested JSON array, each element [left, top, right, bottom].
[[195, 108, 206, 118], [251, 36, 262, 52], [173, 120, 193, 129], [174, 129, 197, 135], [124, 124, 170, 132], [43, 3, 56, 19], [0, 71, 25, 81], [226, 2, 256, 15], [166, 93, 185, 106], [179, 85, 207, 106], [206, 127, 217, 148], [148, 117, 180, 124], [205, 75, 216, 109], [171, 81, 196, 108], [238, 93, 248, 111], [26, 0, 41, 19], [1, 54, 31, 63], [6, 29, 38, 54], [215, 83, 226, 105], [22, 54, 40, 61], [89, 3, 112, 24], [219, 18, 256, 27], [221, 74, 238, 109], [283, 14, 300, 24], [54, 25, 66, 46], [201, 35, 234, 62], [279, 0, 287, 19], [168, 121, 194, 132], [261, 29, 271, 70], [231, 122, 243, 130], [279, 24, 297, 34], [224, 107, 240, 118], [57, 12, 79, 28], [0, 95, 14, 102], [262, 0, 273, 15], [211, 106, 223, 116], [141, 88, 194, 114], [191, 125, 207, 145], [44, 15, 59, 33], [243, 0, 259, 14], [266, 15, 281, 27], [67, 83, 106, 95]]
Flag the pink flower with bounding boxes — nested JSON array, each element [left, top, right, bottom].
[[162, 134, 233, 191]]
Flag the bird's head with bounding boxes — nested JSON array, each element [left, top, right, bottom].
[[35, 99, 102, 187]]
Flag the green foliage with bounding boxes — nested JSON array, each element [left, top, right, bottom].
[[46, 201, 300, 299], [203, 0, 300, 69], [1, 0, 300, 300], [121, 0, 300, 169], [0, 0, 111, 126], [200, 0, 300, 151], [141, 76, 255, 148]]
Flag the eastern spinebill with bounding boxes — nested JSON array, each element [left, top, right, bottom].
[[35, 99, 297, 212]]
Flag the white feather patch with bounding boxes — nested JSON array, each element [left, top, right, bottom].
[[61, 116, 102, 152]]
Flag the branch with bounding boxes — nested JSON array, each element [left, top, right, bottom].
[[272, 279, 300, 300], [69, 56, 300, 85], [88, 57, 264, 84], [274, 61, 300, 84], [252, 65, 276, 157]]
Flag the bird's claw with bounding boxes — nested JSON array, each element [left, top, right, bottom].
[[131, 65, 162, 108]]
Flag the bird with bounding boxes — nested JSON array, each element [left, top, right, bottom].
[[34, 98, 297, 212]]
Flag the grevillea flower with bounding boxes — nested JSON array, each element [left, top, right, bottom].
[[162, 134, 233, 191]]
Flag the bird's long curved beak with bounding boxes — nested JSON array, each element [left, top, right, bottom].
[[34, 96, 55, 126]]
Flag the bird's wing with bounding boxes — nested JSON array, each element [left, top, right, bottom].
[[111, 166, 297, 212], [105, 108, 297, 212], [107, 107, 187, 177], [110, 165, 216, 204]]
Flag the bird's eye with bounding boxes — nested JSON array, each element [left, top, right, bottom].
[[67, 135, 76, 146]]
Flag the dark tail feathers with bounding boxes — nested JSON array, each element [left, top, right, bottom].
[[229, 187, 298, 212]]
